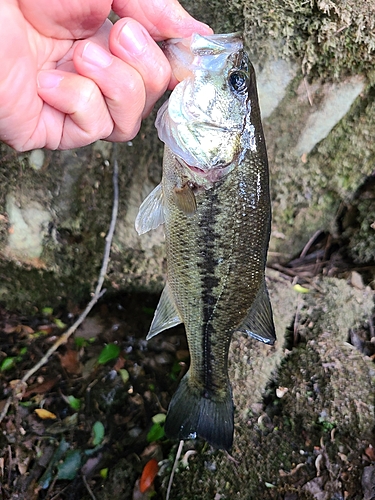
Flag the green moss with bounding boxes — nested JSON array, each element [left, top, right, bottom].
[[265, 79, 375, 257], [313, 86, 375, 198], [242, 0, 375, 80], [344, 196, 375, 264], [181, 0, 244, 33], [0, 261, 91, 313], [0, 144, 116, 312]]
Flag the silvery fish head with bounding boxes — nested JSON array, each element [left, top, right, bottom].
[[155, 33, 256, 188]]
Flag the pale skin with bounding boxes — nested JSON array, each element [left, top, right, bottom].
[[0, 0, 212, 151]]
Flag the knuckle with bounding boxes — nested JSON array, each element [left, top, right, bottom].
[[99, 121, 114, 139], [147, 59, 171, 94], [78, 79, 98, 107]]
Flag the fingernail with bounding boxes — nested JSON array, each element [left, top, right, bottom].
[[37, 72, 64, 89], [118, 20, 149, 56], [82, 41, 113, 68]]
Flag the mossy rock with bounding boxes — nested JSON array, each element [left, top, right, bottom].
[[159, 275, 374, 499], [1, 1, 375, 311]]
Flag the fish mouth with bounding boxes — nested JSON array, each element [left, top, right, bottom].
[[178, 158, 234, 184], [188, 165, 205, 175], [189, 162, 229, 175]]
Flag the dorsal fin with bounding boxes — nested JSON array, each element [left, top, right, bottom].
[[147, 283, 182, 340], [135, 183, 165, 235], [236, 279, 276, 345]]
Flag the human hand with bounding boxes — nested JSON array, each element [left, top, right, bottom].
[[0, 0, 212, 151]]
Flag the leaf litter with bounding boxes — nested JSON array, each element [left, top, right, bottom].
[[0, 294, 190, 499]]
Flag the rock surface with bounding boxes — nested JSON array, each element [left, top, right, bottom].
[[1, 1, 374, 309]]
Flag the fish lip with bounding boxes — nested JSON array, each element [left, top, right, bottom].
[[177, 157, 233, 185], [178, 156, 230, 174], [188, 165, 205, 175], [189, 163, 230, 175]]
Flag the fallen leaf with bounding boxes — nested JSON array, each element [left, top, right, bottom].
[[35, 409, 57, 420], [365, 445, 375, 462], [152, 413, 166, 425], [113, 356, 126, 371], [0, 357, 16, 372], [56, 450, 81, 480], [139, 458, 159, 493], [3, 324, 34, 335], [59, 350, 82, 375], [98, 343, 120, 365], [81, 454, 104, 476], [91, 421, 105, 446], [293, 284, 310, 294], [119, 368, 129, 384], [24, 377, 59, 398], [276, 387, 289, 398], [37, 324, 54, 334], [16, 446, 30, 475], [9, 379, 27, 399]]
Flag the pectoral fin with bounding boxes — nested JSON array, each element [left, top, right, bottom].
[[135, 183, 165, 235], [147, 283, 182, 340], [236, 280, 276, 345], [172, 183, 197, 215]]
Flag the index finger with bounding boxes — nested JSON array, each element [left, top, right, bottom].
[[112, 0, 213, 40]]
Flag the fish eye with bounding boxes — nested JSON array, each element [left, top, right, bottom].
[[228, 71, 249, 93]]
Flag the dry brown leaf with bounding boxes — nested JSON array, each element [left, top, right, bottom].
[[24, 377, 59, 398], [37, 324, 54, 334], [59, 349, 82, 375], [15, 446, 30, 475], [365, 445, 375, 462], [3, 323, 18, 334], [113, 355, 126, 371], [9, 379, 27, 399]]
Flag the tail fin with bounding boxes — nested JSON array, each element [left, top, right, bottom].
[[164, 373, 234, 450]]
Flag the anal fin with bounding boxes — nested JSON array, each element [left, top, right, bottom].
[[147, 283, 182, 340], [236, 279, 276, 345]]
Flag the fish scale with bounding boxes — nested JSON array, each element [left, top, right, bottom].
[[135, 33, 275, 449]]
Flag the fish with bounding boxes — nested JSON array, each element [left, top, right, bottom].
[[135, 32, 275, 450]]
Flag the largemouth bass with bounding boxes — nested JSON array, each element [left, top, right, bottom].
[[135, 33, 275, 450]]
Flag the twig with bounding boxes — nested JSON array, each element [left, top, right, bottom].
[[7, 445, 12, 486], [22, 159, 119, 384], [0, 158, 119, 422], [300, 229, 323, 258], [166, 440, 184, 500], [82, 475, 97, 500], [0, 398, 12, 424]]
